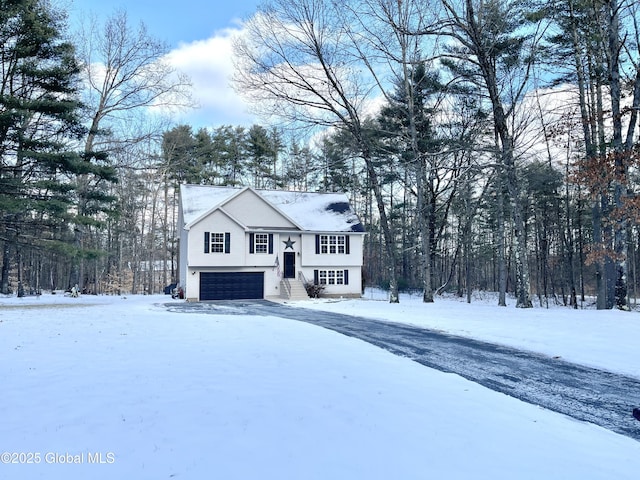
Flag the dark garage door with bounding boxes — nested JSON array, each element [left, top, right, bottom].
[[199, 272, 264, 300]]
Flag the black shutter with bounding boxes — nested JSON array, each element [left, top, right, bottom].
[[268, 234, 274, 254], [345, 235, 350, 254], [204, 232, 210, 253], [225, 232, 231, 254], [344, 269, 349, 285], [315, 235, 320, 254], [249, 233, 254, 254], [314, 269, 319, 285]]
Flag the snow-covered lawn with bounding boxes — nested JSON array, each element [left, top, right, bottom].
[[1, 292, 639, 480]]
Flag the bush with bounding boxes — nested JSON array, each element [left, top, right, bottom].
[[304, 282, 325, 298]]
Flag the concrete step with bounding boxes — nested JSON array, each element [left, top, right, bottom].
[[280, 279, 310, 300]]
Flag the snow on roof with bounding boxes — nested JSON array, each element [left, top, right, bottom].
[[180, 185, 235, 225], [180, 185, 365, 233]]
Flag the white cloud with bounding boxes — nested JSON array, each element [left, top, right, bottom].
[[162, 21, 387, 131], [166, 26, 257, 128]]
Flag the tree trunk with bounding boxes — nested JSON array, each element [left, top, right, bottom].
[[563, 159, 578, 309], [454, 0, 532, 307], [497, 172, 507, 307], [418, 161, 434, 303], [486, 84, 532, 308], [1, 241, 11, 295], [607, 0, 628, 310], [360, 144, 400, 303], [17, 249, 24, 298]]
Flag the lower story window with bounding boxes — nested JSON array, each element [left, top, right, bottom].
[[317, 269, 346, 285]]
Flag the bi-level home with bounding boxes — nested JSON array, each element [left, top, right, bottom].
[[177, 185, 365, 301]]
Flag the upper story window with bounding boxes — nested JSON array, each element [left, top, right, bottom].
[[254, 234, 269, 254], [210, 233, 225, 253], [249, 233, 274, 254], [204, 232, 230, 254], [316, 234, 349, 254]]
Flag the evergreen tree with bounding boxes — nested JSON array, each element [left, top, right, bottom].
[[0, 0, 96, 295], [247, 124, 274, 189], [377, 62, 444, 300], [211, 125, 248, 186], [284, 140, 318, 191], [162, 125, 199, 185], [194, 128, 217, 184], [319, 132, 359, 194]]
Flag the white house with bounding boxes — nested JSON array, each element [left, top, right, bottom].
[[177, 185, 366, 301]]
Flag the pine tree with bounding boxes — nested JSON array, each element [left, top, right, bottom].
[[0, 0, 94, 294], [162, 125, 199, 185], [377, 62, 444, 301]]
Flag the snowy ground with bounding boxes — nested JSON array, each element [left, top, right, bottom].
[[1, 291, 639, 480]]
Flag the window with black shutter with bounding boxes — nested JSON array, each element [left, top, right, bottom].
[[204, 232, 230, 254], [250, 233, 273, 254], [316, 234, 350, 254], [315, 269, 350, 285]]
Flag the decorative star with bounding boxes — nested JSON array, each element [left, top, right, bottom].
[[283, 236, 296, 250]]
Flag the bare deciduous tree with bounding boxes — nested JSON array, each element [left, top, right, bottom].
[[439, 0, 545, 308], [233, 0, 402, 302], [70, 9, 193, 290], [77, 10, 193, 155]]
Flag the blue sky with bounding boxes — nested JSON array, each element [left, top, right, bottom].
[[68, 0, 263, 128], [69, 0, 260, 47]]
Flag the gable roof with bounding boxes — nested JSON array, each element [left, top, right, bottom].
[[180, 185, 365, 233], [222, 186, 302, 230]]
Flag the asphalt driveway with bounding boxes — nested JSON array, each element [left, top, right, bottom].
[[163, 299, 640, 441]]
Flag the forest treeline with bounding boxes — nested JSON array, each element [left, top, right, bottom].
[[2, 0, 640, 309]]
